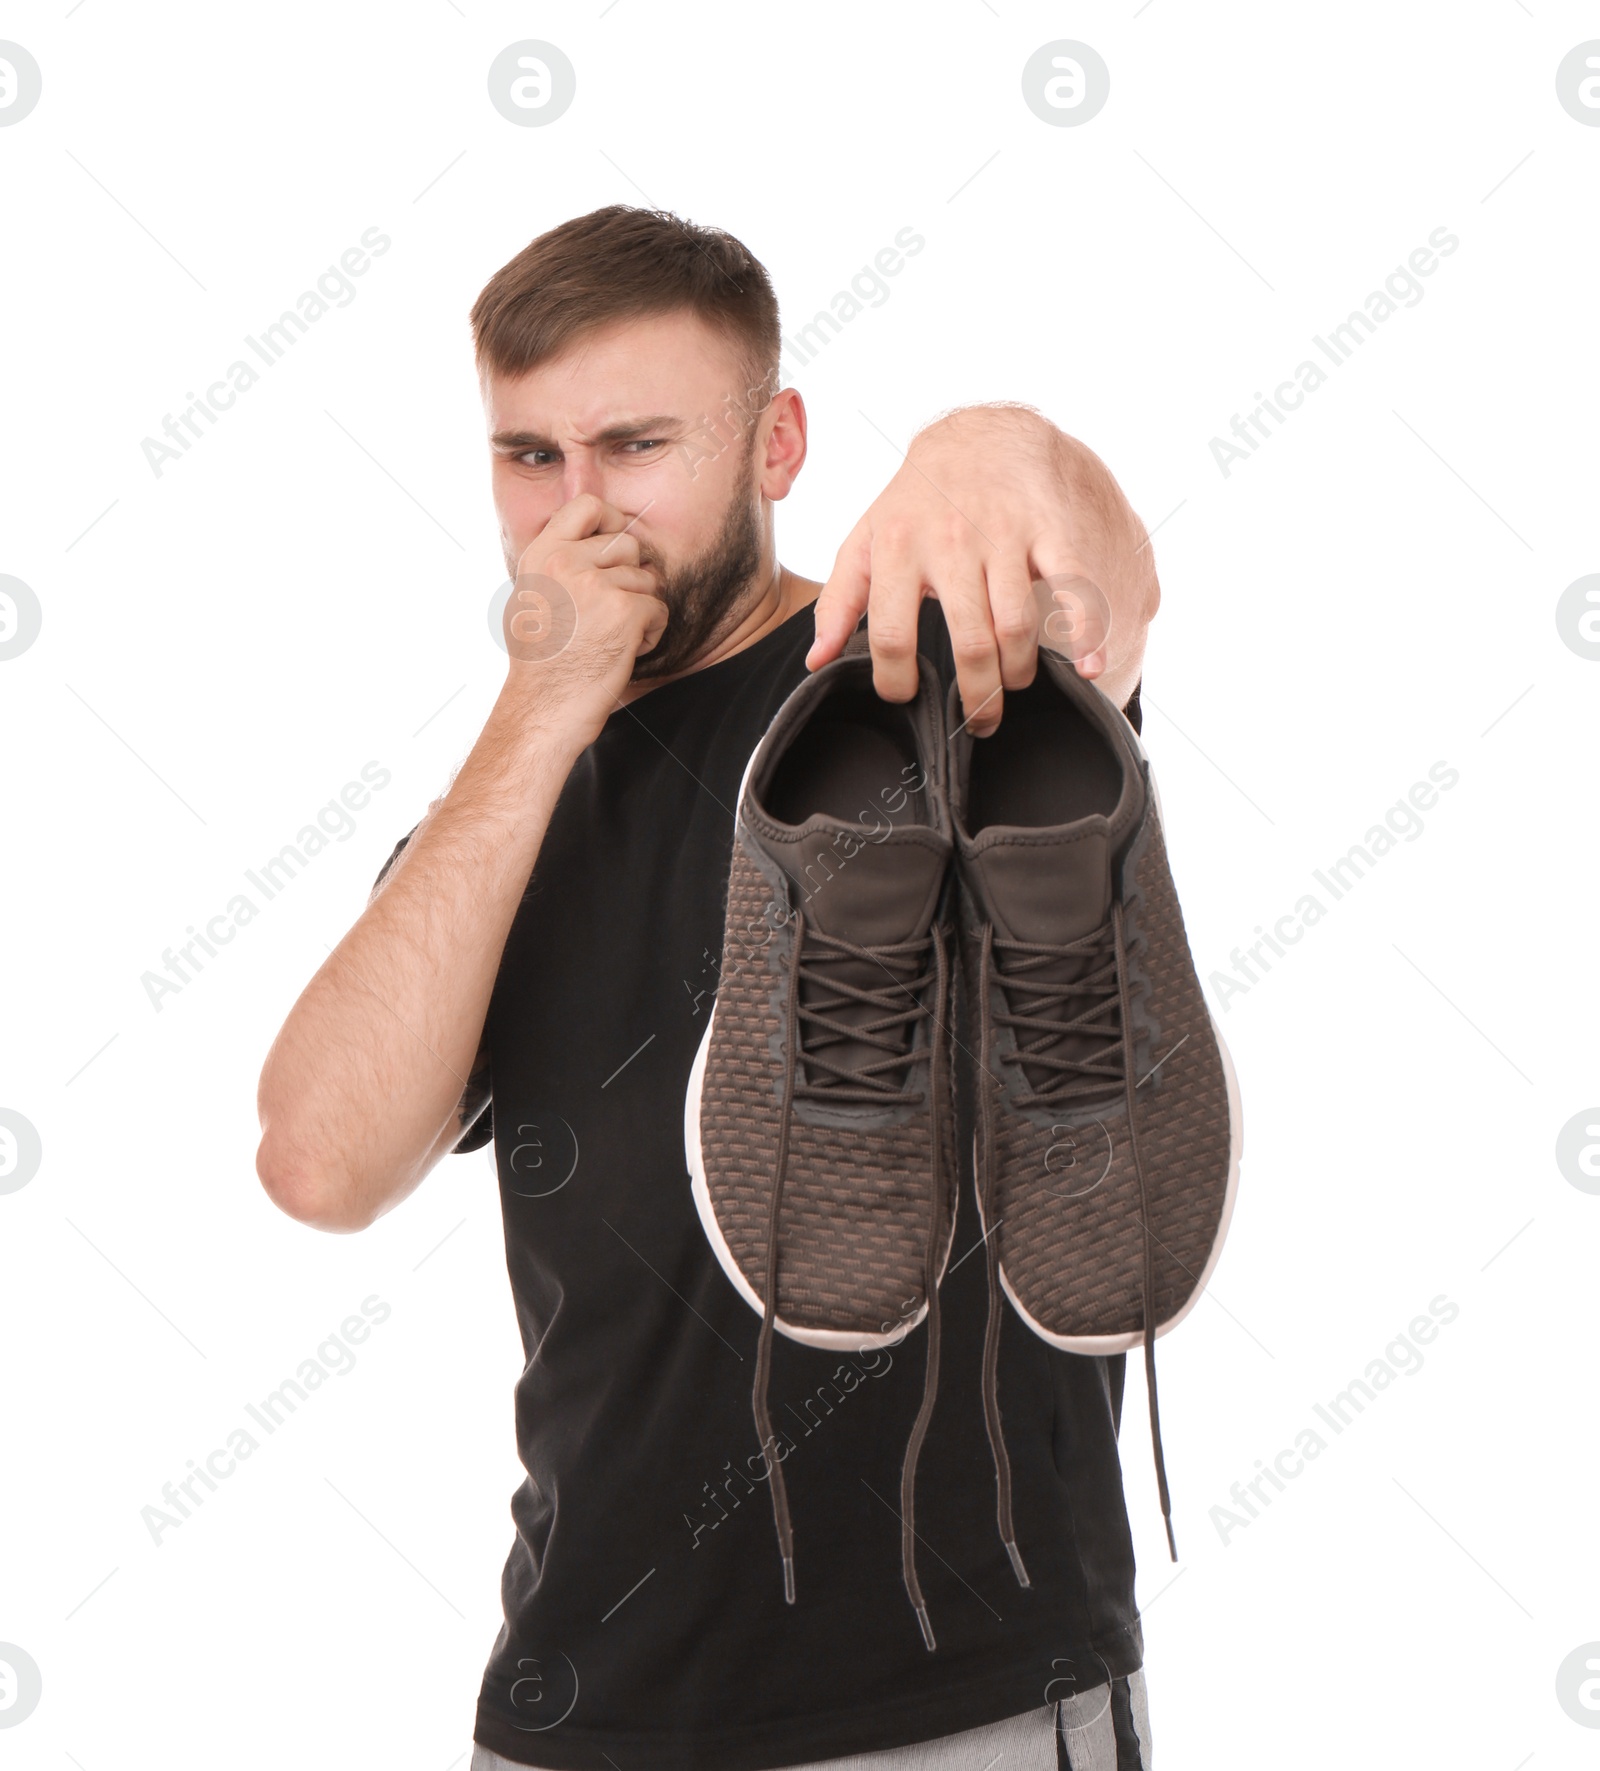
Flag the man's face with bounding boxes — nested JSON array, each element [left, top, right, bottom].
[[484, 310, 793, 680]]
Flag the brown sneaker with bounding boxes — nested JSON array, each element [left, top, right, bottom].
[[948, 651, 1242, 1568], [686, 641, 957, 1645]]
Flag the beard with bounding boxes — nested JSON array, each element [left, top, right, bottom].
[[628, 442, 766, 682]]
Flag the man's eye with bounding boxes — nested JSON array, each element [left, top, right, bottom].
[[622, 440, 664, 455], [516, 450, 558, 468]]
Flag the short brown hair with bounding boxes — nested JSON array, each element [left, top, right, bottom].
[[470, 205, 781, 413]]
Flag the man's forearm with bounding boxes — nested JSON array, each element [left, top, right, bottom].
[[254, 683, 585, 1231]]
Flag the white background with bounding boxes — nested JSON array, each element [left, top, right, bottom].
[[2, 2, 1597, 1766]]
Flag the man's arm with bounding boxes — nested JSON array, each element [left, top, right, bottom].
[[254, 495, 666, 1233], [806, 402, 1160, 730], [366, 831, 495, 1157]]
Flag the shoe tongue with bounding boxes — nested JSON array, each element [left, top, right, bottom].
[[966, 817, 1118, 1099], [770, 821, 949, 943], [765, 823, 950, 1093], [966, 817, 1113, 945]]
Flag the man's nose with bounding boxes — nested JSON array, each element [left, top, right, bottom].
[[560, 448, 608, 505]]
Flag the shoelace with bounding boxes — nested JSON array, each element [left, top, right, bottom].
[[976, 904, 1179, 1574], [751, 909, 952, 1649]]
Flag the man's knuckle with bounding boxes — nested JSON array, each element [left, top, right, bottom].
[[994, 604, 1037, 643], [875, 516, 918, 554], [870, 618, 915, 655], [935, 509, 974, 549], [950, 632, 995, 667]]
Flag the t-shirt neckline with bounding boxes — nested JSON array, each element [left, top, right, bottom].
[[611, 597, 817, 721]]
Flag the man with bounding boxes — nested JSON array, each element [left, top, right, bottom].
[[256, 205, 1163, 1770]]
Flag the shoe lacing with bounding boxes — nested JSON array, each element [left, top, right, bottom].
[[985, 920, 1124, 1107], [751, 908, 953, 1650], [976, 905, 1179, 1578], [789, 927, 940, 1103]]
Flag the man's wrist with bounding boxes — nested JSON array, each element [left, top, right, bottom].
[[487, 675, 601, 773]]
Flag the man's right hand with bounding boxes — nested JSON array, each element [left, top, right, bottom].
[[503, 493, 669, 747]]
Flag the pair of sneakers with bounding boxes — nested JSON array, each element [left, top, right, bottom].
[[684, 631, 1242, 1650]]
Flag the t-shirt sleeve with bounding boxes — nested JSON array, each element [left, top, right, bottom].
[[370, 826, 495, 1157], [370, 828, 416, 898], [453, 1059, 495, 1154]]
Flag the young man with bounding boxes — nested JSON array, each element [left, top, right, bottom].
[[256, 206, 1163, 1770]]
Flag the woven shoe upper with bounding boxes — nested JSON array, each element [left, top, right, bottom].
[[948, 653, 1232, 1341], [691, 650, 957, 1341]]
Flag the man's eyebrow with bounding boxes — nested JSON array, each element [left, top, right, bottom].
[[489, 415, 687, 453]]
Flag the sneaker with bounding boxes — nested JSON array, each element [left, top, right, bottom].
[[948, 651, 1242, 1566], [685, 639, 957, 1645]]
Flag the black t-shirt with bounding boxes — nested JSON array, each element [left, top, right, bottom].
[[374, 605, 1145, 1771]]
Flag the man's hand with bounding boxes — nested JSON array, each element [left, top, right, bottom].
[[806, 405, 1160, 734], [504, 493, 669, 748]]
